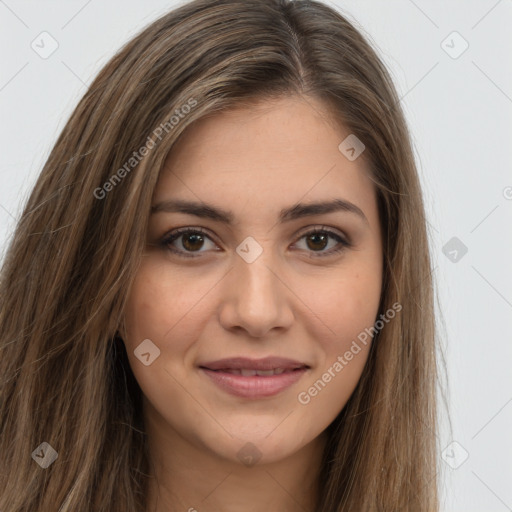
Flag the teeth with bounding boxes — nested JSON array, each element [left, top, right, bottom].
[[220, 367, 290, 376], [255, 369, 275, 376]]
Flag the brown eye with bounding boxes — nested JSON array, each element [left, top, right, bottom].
[[181, 232, 205, 251], [294, 227, 351, 257], [161, 227, 219, 257], [161, 226, 350, 259], [305, 232, 329, 251]]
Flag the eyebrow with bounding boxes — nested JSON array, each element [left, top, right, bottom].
[[151, 197, 369, 225]]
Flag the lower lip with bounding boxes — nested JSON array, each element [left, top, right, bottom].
[[200, 368, 308, 399]]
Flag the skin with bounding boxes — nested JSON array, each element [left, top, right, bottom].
[[120, 95, 383, 512]]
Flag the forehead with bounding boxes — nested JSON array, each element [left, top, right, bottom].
[[154, 96, 376, 223]]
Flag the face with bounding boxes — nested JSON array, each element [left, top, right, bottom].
[[121, 95, 382, 466]]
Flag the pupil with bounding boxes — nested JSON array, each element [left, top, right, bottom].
[[307, 233, 327, 251], [183, 233, 203, 251], [180, 233, 329, 252]]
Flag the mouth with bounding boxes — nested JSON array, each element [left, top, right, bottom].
[[199, 356, 309, 372], [198, 357, 310, 399], [204, 367, 305, 376]]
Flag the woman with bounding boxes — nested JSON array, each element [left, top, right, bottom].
[[0, 0, 439, 510]]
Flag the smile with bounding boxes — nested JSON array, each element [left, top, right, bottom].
[[198, 357, 310, 399]]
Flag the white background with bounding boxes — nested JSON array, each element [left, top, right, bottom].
[[0, 1, 511, 510]]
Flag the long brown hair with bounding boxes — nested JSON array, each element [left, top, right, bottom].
[[0, 0, 439, 510]]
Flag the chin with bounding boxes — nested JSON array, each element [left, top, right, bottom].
[[211, 430, 311, 467]]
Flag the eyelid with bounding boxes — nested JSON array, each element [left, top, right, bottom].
[[290, 225, 351, 257], [294, 224, 350, 243], [160, 224, 351, 258], [161, 226, 220, 257]]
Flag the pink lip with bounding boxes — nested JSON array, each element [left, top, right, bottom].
[[198, 357, 310, 399], [200, 367, 308, 398]]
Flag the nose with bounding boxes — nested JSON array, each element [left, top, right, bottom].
[[218, 247, 295, 338]]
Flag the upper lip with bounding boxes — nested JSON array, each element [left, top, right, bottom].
[[199, 357, 309, 371]]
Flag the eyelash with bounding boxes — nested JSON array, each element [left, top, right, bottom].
[[160, 225, 351, 259]]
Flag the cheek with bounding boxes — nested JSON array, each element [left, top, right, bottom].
[[123, 263, 211, 349], [295, 302, 377, 425], [295, 264, 380, 412], [121, 262, 226, 398], [309, 266, 382, 349], [121, 263, 210, 411]]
